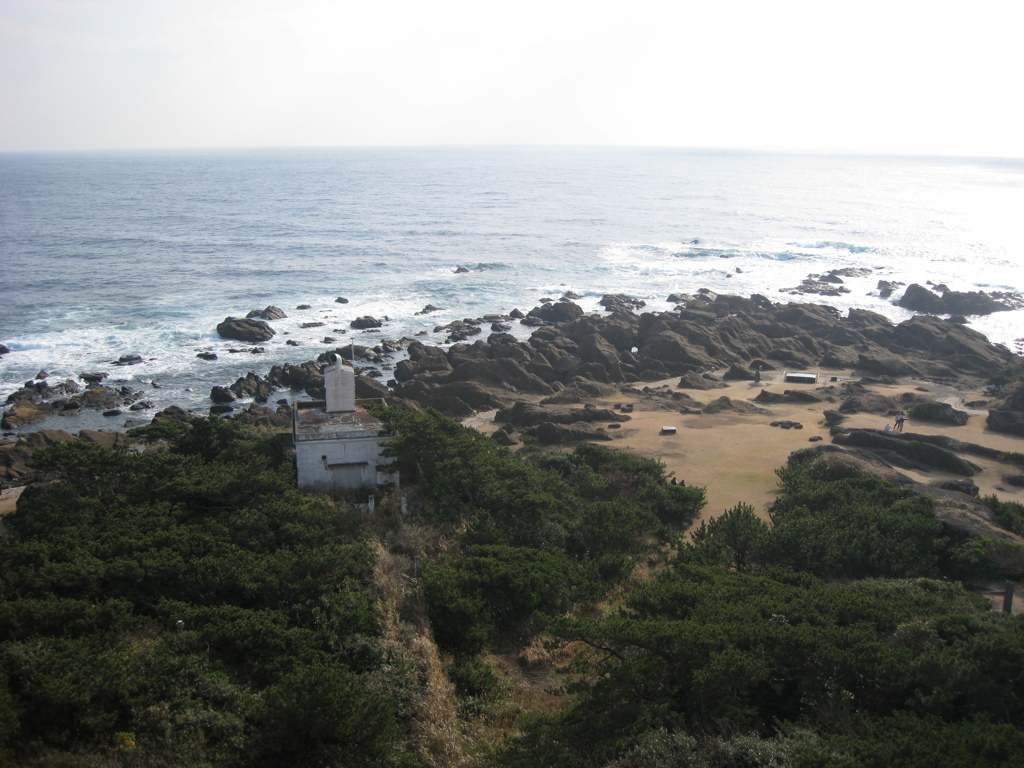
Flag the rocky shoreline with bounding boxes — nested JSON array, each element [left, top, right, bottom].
[[3, 286, 1024, 493]]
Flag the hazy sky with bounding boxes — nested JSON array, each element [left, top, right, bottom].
[[1, 0, 1022, 156]]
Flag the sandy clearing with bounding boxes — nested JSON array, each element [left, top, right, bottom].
[[470, 370, 1024, 527]]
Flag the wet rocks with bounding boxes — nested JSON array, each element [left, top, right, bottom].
[[210, 386, 237, 404], [599, 294, 646, 313], [525, 301, 585, 325], [229, 372, 275, 403], [246, 305, 287, 320], [1, 399, 52, 430], [898, 283, 1020, 316], [350, 315, 383, 330], [217, 317, 276, 342]]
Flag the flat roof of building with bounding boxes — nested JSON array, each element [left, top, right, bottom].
[[293, 401, 387, 442]]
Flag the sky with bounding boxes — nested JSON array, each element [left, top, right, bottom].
[[1, 0, 1022, 156]]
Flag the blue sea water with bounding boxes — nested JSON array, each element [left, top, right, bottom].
[[1, 147, 1023, 432]]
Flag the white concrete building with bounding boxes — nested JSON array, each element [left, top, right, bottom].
[[293, 356, 396, 492]]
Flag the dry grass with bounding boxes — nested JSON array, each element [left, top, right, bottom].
[[369, 539, 470, 768]]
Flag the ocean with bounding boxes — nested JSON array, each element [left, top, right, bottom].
[[2, 147, 1023, 433]]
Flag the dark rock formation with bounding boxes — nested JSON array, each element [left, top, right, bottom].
[[210, 386, 237, 404], [350, 316, 383, 329], [831, 428, 980, 475], [677, 372, 727, 390], [898, 283, 1018, 316], [723, 364, 755, 381], [525, 301, 584, 325], [246, 305, 287, 320], [987, 381, 1024, 437], [229, 373, 275, 403], [151, 405, 197, 424], [1, 429, 78, 484], [822, 409, 846, 426], [909, 400, 970, 426], [1, 399, 52, 430], [217, 317, 276, 342], [496, 401, 629, 428], [702, 397, 767, 415], [599, 294, 646, 313], [987, 410, 1024, 438]]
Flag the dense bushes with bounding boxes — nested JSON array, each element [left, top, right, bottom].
[[3, 407, 1022, 767], [499, 448, 1024, 767], [0, 417, 414, 767]]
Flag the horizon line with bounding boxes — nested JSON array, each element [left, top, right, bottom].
[[2, 143, 1023, 163]]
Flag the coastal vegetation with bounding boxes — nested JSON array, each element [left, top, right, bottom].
[[1, 411, 1023, 767]]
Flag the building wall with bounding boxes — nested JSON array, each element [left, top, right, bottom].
[[295, 435, 394, 492]]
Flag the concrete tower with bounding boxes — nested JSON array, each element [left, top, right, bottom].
[[324, 354, 356, 413]]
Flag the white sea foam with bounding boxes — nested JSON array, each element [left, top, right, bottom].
[[2, 147, 1022, 434]]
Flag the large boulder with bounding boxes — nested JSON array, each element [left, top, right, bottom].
[[525, 301, 585, 324], [0, 429, 77, 483], [987, 410, 1024, 438], [217, 317, 276, 342], [229, 372, 275, 403], [892, 315, 1014, 376], [246, 305, 287, 320], [908, 400, 969, 426], [640, 330, 718, 374], [350, 315, 383, 329], [270, 361, 324, 394], [393, 380, 508, 419], [444, 358, 556, 396], [898, 283, 1016, 316], [394, 343, 452, 381], [831, 428, 980, 475], [897, 284, 946, 313], [577, 334, 624, 381], [1, 399, 53, 429]]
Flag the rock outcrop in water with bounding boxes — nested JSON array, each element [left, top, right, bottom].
[[897, 283, 1022, 316], [216, 317, 276, 342]]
